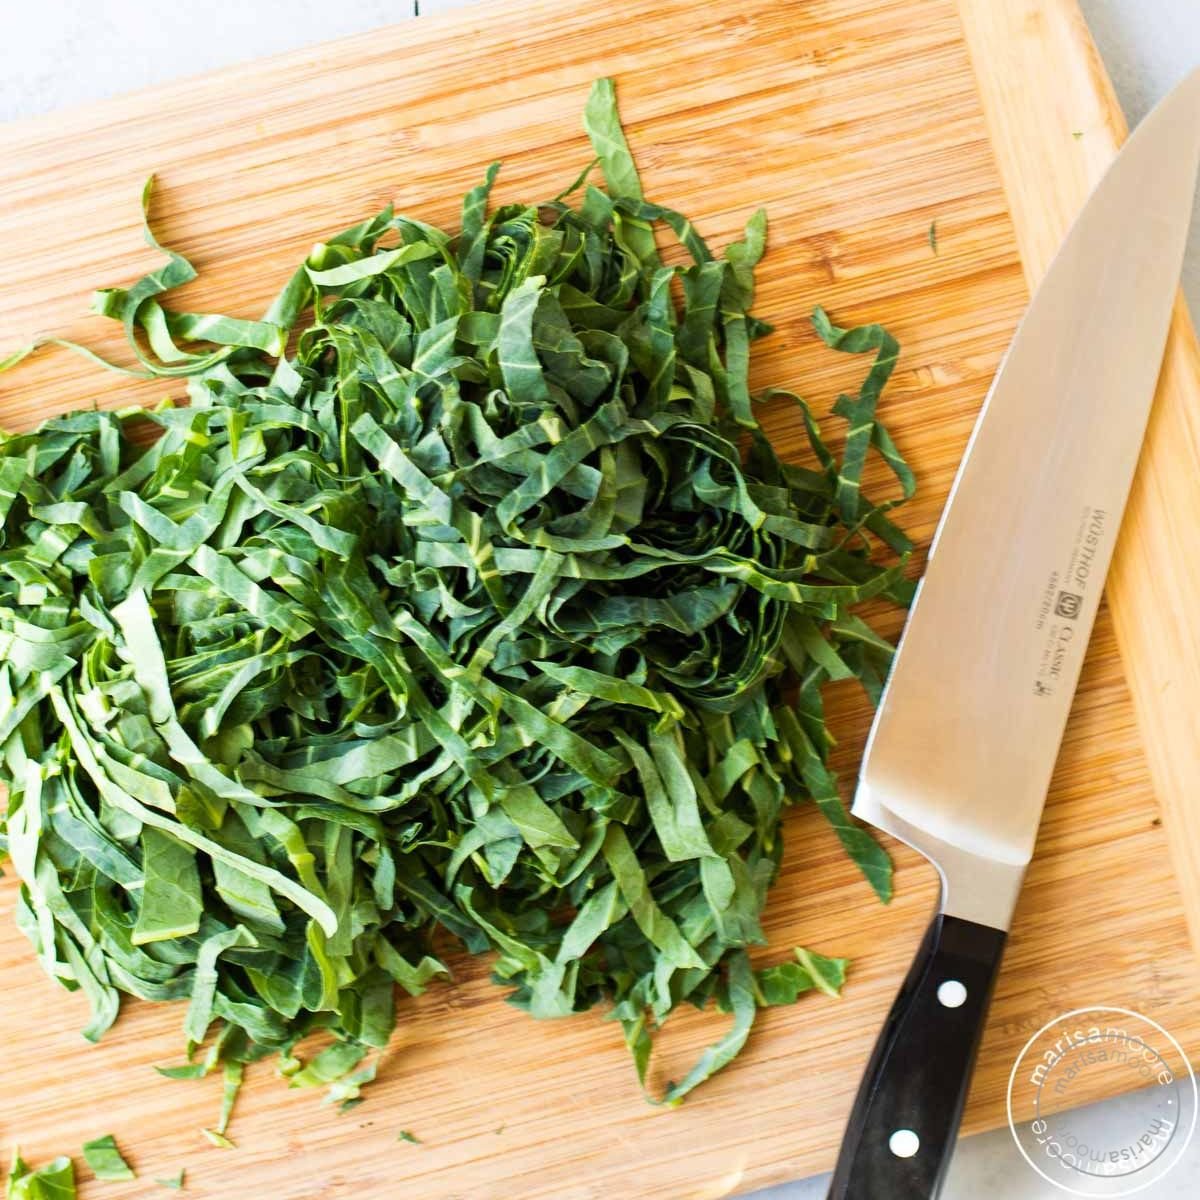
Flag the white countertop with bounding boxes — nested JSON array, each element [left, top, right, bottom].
[[2, 3, 1198, 1198]]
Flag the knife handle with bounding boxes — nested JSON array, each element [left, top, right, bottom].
[[826, 912, 1007, 1200]]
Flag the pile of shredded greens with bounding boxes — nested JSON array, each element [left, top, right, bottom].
[[0, 79, 913, 1120]]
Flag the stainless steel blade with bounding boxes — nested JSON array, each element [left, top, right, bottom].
[[853, 67, 1200, 931]]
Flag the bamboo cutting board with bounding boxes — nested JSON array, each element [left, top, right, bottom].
[[2, 1, 1199, 1196]]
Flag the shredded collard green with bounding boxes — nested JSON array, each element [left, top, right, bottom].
[[5, 1151, 75, 1200], [80, 1136, 134, 1182], [0, 78, 912, 1114]]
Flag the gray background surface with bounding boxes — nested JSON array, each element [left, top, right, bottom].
[[1, 2, 1197, 1197]]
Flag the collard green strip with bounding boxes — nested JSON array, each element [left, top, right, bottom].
[[0, 77, 914, 1111], [214, 1061, 244, 1138], [7, 1150, 76, 1200], [81, 1135, 135, 1182], [132, 828, 204, 945]]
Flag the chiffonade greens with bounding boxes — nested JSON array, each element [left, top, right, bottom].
[[79, 1136, 134, 1183], [0, 78, 913, 1115], [5, 1150, 75, 1200]]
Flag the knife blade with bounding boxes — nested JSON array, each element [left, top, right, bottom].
[[828, 65, 1200, 1200]]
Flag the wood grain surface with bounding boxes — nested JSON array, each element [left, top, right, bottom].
[[0, 1, 1197, 1197]]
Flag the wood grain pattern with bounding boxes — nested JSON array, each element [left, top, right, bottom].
[[0, 1, 1196, 1197]]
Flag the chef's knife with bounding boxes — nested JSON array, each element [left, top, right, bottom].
[[827, 66, 1200, 1200]]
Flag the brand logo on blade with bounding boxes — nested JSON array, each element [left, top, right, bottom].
[[1055, 592, 1083, 620], [1032, 507, 1108, 698], [1007, 1006, 1197, 1195]]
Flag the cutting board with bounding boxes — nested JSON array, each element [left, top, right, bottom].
[[2, 1, 1199, 1197]]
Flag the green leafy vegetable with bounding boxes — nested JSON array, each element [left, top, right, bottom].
[[396, 1131, 422, 1145], [757, 947, 849, 1005], [6, 1150, 75, 1200], [133, 828, 203, 945], [928, 219, 938, 254], [326, 1058, 379, 1112], [155, 1171, 186, 1190], [211, 1062, 243, 1139], [81, 1135, 134, 1182], [0, 77, 912, 1109]]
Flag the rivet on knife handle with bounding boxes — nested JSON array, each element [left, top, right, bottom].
[[826, 913, 1006, 1199]]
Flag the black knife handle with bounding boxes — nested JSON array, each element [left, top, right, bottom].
[[827, 912, 1007, 1200]]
